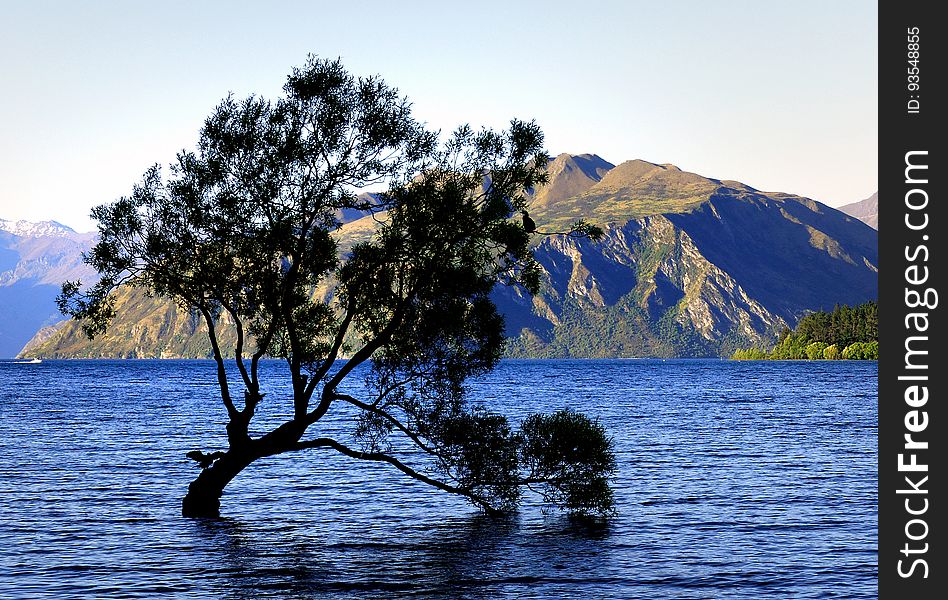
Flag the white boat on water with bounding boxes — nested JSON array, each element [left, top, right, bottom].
[[14, 358, 42, 364]]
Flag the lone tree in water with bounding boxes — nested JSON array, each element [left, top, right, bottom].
[[59, 57, 615, 518]]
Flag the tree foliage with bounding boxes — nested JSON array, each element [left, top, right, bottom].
[[59, 56, 613, 518], [519, 410, 616, 515], [822, 344, 840, 360], [731, 301, 877, 360], [795, 301, 878, 349]]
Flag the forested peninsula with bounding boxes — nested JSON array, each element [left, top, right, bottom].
[[732, 301, 878, 360]]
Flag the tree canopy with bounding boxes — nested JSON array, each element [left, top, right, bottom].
[[59, 56, 614, 518], [731, 301, 878, 360]]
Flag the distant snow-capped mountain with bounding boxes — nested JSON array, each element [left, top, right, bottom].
[[0, 217, 97, 357], [0, 218, 80, 238]]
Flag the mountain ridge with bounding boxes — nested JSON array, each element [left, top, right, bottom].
[[1, 219, 97, 357], [15, 156, 878, 359], [837, 192, 878, 229], [0, 218, 86, 238]]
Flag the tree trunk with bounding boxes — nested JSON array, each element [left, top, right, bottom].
[[181, 450, 256, 517]]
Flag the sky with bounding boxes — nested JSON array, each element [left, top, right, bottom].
[[1, 1, 877, 233]]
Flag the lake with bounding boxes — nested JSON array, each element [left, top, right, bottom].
[[0, 359, 877, 598]]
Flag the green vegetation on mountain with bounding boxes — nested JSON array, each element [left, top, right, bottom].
[[529, 159, 724, 233], [22, 287, 230, 358], [731, 301, 878, 360]]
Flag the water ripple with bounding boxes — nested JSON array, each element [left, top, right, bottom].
[[0, 359, 877, 598]]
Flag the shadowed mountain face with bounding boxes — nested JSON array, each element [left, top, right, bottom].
[[335, 192, 383, 225], [667, 190, 877, 320], [838, 192, 878, 229], [499, 160, 877, 357], [18, 157, 878, 359], [0, 220, 96, 357]]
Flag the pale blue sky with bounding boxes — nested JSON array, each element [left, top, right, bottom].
[[1, 1, 877, 232]]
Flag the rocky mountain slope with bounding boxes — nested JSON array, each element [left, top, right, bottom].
[[18, 155, 878, 358], [17, 287, 231, 359], [497, 157, 877, 357], [0, 219, 96, 357], [838, 192, 878, 229]]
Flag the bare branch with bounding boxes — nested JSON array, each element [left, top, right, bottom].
[[251, 317, 279, 387], [308, 302, 355, 395], [287, 437, 500, 514], [331, 393, 440, 455], [322, 298, 409, 394], [221, 300, 254, 395], [198, 305, 239, 421]]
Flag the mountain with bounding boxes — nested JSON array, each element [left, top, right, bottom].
[[526, 153, 615, 213], [837, 192, 878, 229], [336, 192, 383, 225], [0, 219, 79, 238], [0, 219, 97, 357], [18, 157, 878, 358], [16, 286, 230, 359], [496, 160, 877, 357]]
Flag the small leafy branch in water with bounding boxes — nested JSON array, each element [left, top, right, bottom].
[[58, 56, 616, 519]]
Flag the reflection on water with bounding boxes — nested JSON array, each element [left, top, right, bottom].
[[190, 512, 616, 599], [0, 359, 877, 598]]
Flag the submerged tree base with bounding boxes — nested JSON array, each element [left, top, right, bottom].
[[181, 450, 256, 518], [181, 489, 223, 518]]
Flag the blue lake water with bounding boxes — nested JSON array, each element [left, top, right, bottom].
[[0, 359, 876, 598]]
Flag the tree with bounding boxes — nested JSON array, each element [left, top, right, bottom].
[[804, 341, 827, 360], [59, 57, 614, 518]]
